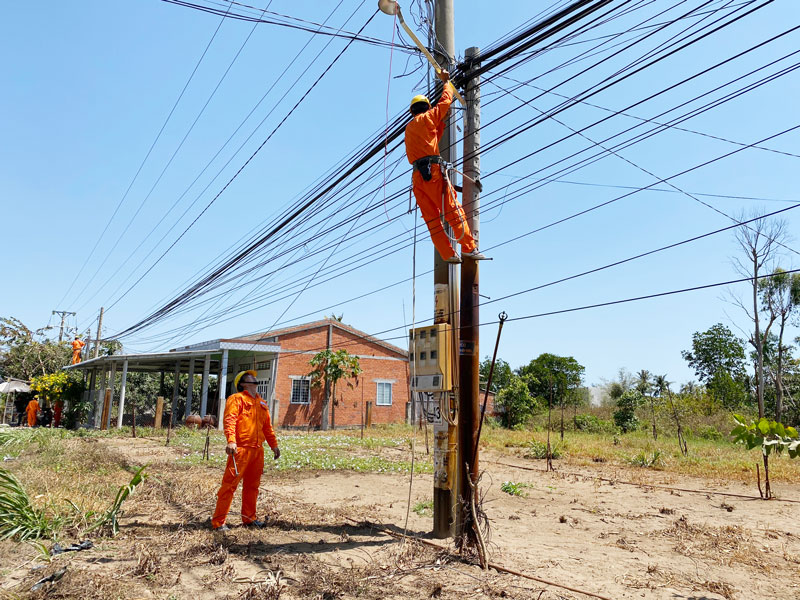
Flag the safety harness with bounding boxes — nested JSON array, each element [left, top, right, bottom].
[[409, 154, 467, 245]]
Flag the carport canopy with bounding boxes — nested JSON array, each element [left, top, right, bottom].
[[63, 339, 280, 429]]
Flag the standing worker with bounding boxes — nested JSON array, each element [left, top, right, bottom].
[[405, 70, 486, 264], [26, 395, 40, 427], [53, 399, 63, 428], [211, 370, 280, 531], [71, 335, 86, 365]]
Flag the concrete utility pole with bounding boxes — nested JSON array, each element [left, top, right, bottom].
[[457, 48, 481, 543], [52, 310, 76, 343], [93, 307, 104, 358], [432, 0, 458, 540]]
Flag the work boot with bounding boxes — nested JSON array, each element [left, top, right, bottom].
[[212, 524, 230, 532], [462, 249, 490, 260], [445, 255, 462, 264], [243, 519, 265, 529]]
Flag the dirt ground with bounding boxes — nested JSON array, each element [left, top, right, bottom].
[[2, 435, 799, 599]]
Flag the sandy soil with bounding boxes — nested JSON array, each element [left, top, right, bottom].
[[2, 435, 799, 600]]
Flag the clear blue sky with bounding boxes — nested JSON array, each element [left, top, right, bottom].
[[3, 0, 799, 387]]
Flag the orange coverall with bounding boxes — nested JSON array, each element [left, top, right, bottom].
[[71, 339, 86, 364], [405, 82, 476, 260], [26, 399, 40, 427], [53, 401, 63, 428], [212, 390, 278, 528]]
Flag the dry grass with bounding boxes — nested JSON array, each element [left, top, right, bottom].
[[656, 516, 775, 572]]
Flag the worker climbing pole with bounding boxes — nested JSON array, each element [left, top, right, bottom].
[[380, 0, 489, 544]]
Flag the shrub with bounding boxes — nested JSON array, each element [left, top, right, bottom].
[[694, 425, 723, 441], [500, 481, 526, 496], [524, 440, 562, 459], [574, 414, 617, 434], [627, 449, 663, 468], [614, 390, 643, 433]]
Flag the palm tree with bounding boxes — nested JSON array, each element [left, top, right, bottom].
[[636, 370, 657, 439]]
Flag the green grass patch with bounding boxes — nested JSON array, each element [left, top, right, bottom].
[[412, 499, 433, 517]]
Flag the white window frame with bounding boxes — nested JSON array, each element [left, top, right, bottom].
[[289, 376, 311, 405], [375, 380, 393, 406]]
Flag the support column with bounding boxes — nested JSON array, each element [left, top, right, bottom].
[[94, 367, 107, 428], [171, 365, 180, 426], [200, 354, 211, 417], [87, 369, 97, 428], [217, 349, 229, 430], [117, 359, 129, 428], [185, 359, 195, 419], [106, 361, 118, 430], [457, 46, 481, 542], [268, 355, 280, 425]]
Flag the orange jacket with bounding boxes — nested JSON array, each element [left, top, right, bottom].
[[404, 83, 454, 164], [72, 339, 85, 351], [26, 400, 40, 416], [223, 390, 278, 449]]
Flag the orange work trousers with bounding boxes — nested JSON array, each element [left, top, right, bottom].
[[71, 350, 82, 365], [413, 166, 475, 260], [212, 446, 264, 528]]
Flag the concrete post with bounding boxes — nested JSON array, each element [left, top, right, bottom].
[[106, 361, 118, 429], [200, 354, 211, 417], [185, 359, 195, 419], [117, 359, 129, 429], [217, 349, 229, 430], [171, 365, 180, 426]]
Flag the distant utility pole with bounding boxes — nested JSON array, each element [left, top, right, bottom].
[[432, 0, 458, 540], [93, 307, 104, 358], [51, 310, 76, 343], [457, 46, 481, 544]]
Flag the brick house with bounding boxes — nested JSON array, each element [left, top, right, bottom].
[[234, 319, 409, 429]]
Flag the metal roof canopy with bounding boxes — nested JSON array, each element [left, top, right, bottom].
[[63, 340, 281, 374]]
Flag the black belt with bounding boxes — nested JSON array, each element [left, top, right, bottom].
[[412, 155, 445, 182]]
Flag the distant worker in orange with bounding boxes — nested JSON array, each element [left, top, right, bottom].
[[26, 396, 40, 427], [53, 399, 63, 428], [211, 371, 280, 531], [405, 70, 486, 264], [71, 335, 86, 365]]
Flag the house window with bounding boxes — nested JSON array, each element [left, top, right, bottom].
[[290, 378, 310, 404], [376, 382, 393, 406], [257, 380, 270, 397], [256, 361, 271, 370]]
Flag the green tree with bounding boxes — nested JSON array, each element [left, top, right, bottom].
[[479, 357, 513, 393], [636, 369, 659, 440], [518, 353, 585, 439], [496, 374, 538, 428], [614, 389, 643, 433], [308, 349, 361, 430], [0, 317, 71, 380], [759, 268, 800, 421], [682, 323, 749, 409]]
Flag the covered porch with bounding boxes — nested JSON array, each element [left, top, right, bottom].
[[64, 339, 281, 430]]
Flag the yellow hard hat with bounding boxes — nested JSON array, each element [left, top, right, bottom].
[[410, 94, 431, 111], [234, 370, 258, 390]]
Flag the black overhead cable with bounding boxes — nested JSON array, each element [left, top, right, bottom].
[[160, 0, 413, 51], [76, 0, 358, 315], [98, 0, 667, 322], [108, 0, 668, 332], [114, 0, 792, 342], [73, 0, 279, 311], [111, 9, 384, 333], [58, 2, 232, 308], [126, 38, 800, 342]]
